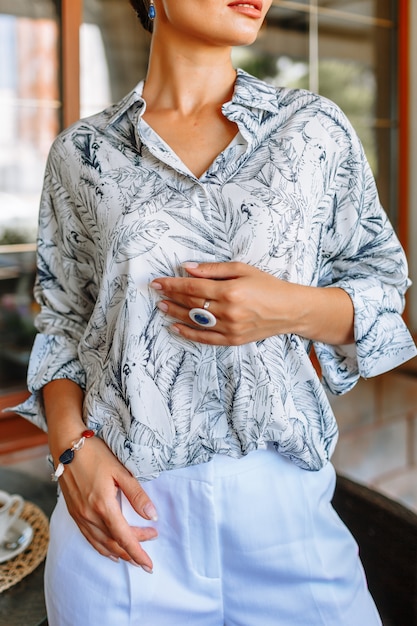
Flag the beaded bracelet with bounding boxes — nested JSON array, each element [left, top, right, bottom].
[[50, 429, 95, 482]]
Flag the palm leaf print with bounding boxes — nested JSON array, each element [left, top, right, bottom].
[[128, 188, 179, 216], [148, 249, 184, 279], [170, 235, 216, 257], [112, 219, 169, 263], [165, 211, 215, 245]]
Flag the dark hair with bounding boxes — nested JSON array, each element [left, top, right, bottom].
[[129, 0, 154, 34]]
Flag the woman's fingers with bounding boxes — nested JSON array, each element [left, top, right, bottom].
[[150, 262, 252, 308], [152, 278, 218, 312], [65, 483, 158, 570], [182, 261, 250, 279], [76, 510, 156, 568], [99, 501, 157, 571], [151, 261, 284, 343], [116, 466, 159, 522], [59, 438, 158, 571]]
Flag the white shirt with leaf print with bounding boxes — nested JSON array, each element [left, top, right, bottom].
[[16, 70, 417, 480]]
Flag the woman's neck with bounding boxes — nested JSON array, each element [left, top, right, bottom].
[[142, 34, 237, 116]]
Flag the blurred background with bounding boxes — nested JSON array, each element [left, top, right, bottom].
[[0, 0, 416, 513]]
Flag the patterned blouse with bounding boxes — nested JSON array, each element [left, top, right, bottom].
[[16, 70, 416, 480]]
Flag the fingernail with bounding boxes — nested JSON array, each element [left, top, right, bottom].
[[182, 262, 199, 269], [150, 281, 163, 290], [143, 502, 158, 521], [170, 325, 181, 335], [109, 555, 120, 563], [141, 565, 153, 574], [129, 559, 141, 568], [157, 301, 168, 312]]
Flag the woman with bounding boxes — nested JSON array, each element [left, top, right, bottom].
[[17, 0, 416, 624]]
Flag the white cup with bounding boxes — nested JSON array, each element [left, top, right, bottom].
[[0, 490, 24, 543]]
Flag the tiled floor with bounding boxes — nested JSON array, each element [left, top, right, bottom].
[[329, 364, 417, 514]]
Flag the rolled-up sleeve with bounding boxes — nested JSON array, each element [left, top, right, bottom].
[[314, 127, 416, 395], [13, 141, 97, 430]]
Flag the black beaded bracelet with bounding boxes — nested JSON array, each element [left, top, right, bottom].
[[50, 429, 95, 482]]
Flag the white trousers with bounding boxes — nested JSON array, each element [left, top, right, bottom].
[[45, 446, 382, 625]]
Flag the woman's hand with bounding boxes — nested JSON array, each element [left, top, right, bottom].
[[151, 261, 354, 346], [56, 436, 158, 573], [43, 379, 158, 573]]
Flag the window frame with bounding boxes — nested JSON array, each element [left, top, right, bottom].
[[62, 0, 81, 127], [398, 0, 409, 255]]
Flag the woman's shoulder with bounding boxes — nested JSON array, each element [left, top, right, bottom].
[[236, 69, 354, 132], [235, 69, 361, 156], [50, 83, 146, 152]]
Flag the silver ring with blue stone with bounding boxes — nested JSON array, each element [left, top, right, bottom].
[[189, 301, 217, 328]]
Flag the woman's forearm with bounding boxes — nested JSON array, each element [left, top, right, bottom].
[[291, 284, 355, 346], [43, 379, 86, 463]]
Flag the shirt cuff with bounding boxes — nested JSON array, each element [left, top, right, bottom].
[[314, 310, 417, 395], [11, 333, 86, 432]]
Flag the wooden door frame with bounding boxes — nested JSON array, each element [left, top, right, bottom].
[[62, 0, 82, 128], [398, 0, 410, 253]]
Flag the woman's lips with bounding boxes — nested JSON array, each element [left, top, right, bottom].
[[228, 2, 263, 19]]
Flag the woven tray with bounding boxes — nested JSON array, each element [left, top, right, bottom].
[[0, 501, 49, 593]]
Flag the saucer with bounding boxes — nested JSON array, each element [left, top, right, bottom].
[[0, 517, 34, 563]]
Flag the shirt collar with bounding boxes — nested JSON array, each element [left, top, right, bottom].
[[105, 81, 146, 128], [229, 68, 281, 114], [105, 69, 280, 130]]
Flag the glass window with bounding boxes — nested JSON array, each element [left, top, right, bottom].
[[233, 0, 399, 227], [0, 0, 60, 390], [0, 1, 60, 243], [317, 0, 395, 21], [81, 0, 150, 117]]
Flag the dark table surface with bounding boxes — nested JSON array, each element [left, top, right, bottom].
[[0, 466, 57, 626]]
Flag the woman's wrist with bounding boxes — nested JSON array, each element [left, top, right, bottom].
[[290, 284, 354, 345], [49, 428, 96, 481], [43, 379, 88, 460]]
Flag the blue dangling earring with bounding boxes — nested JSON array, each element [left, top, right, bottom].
[[148, 0, 156, 21]]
